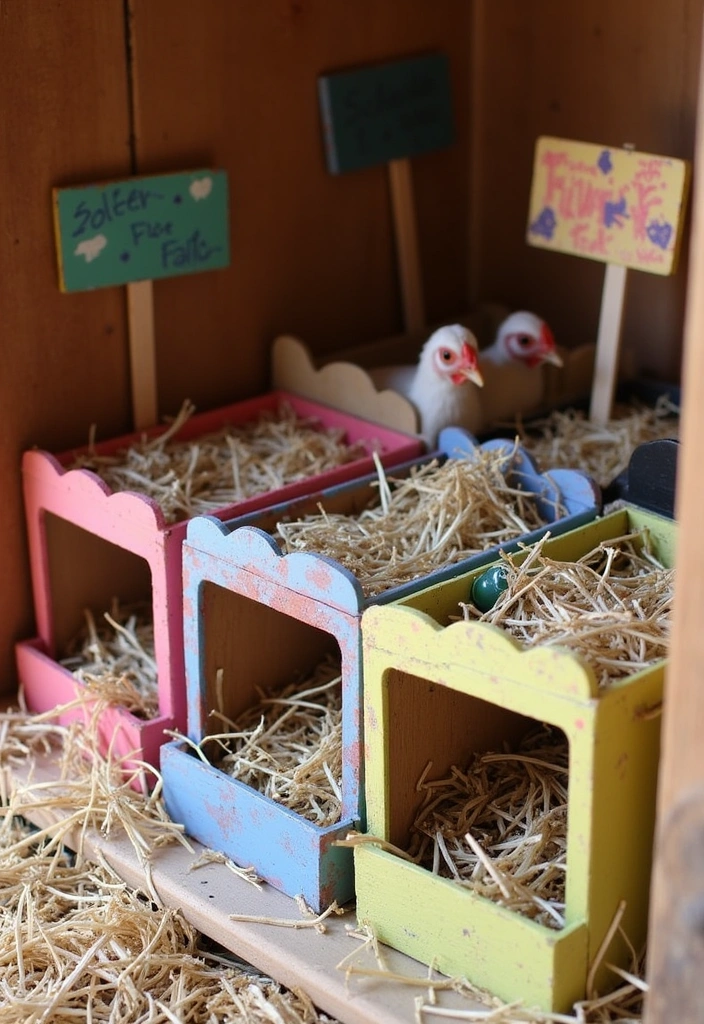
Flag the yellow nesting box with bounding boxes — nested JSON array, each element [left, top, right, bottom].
[[355, 506, 675, 1013]]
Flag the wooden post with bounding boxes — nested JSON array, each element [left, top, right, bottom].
[[644, 17, 704, 1019], [589, 262, 628, 424], [388, 158, 426, 335], [126, 279, 158, 429]]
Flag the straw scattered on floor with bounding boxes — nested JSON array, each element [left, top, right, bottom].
[[339, 913, 647, 1023], [69, 399, 370, 524], [460, 529, 673, 687], [0, 693, 649, 1022], [59, 600, 160, 720], [188, 654, 343, 826], [275, 445, 561, 597], [0, 698, 338, 1023], [518, 395, 679, 487]]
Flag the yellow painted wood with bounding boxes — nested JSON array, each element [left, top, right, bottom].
[[527, 136, 690, 275], [358, 507, 675, 1013], [355, 845, 589, 1012]]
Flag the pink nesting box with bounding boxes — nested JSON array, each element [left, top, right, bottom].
[[16, 390, 423, 773]]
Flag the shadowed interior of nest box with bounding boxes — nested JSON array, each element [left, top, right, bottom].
[[45, 512, 153, 652], [199, 582, 342, 733], [384, 669, 568, 848]]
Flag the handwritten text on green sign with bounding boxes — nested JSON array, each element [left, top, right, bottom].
[[53, 170, 230, 291]]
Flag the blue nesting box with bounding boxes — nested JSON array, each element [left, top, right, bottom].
[[161, 429, 601, 911]]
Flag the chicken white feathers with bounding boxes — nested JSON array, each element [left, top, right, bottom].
[[478, 311, 562, 427], [369, 323, 484, 446]]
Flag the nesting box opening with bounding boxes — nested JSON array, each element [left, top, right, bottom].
[[43, 512, 161, 721], [161, 563, 360, 909], [198, 582, 341, 726], [45, 512, 153, 655], [192, 582, 345, 825], [383, 669, 570, 928]]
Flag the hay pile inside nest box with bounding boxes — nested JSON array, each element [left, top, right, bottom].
[[409, 724, 569, 930], [188, 654, 343, 827], [275, 444, 561, 597], [460, 528, 673, 687], [69, 400, 370, 524], [59, 600, 159, 720], [518, 394, 679, 487]]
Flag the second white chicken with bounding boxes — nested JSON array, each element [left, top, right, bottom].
[[478, 310, 562, 428]]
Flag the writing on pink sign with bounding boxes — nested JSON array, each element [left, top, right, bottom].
[[527, 138, 688, 275]]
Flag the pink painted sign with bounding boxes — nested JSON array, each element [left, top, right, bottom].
[[526, 136, 689, 275]]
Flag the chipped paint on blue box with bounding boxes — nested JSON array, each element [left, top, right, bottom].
[[161, 740, 353, 909]]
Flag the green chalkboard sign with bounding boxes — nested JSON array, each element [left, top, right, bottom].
[[318, 52, 454, 175], [53, 169, 230, 292]]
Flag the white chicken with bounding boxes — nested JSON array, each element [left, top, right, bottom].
[[478, 310, 563, 428], [369, 323, 484, 446]]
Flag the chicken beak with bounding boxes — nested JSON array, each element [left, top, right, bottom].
[[452, 364, 484, 387], [453, 342, 484, 387], [539, 325, 562, 366], [543, 349, 564, 367]]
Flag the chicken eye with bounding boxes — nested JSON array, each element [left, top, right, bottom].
[[440, 348, 454, 362], [517, 335, 532, 347]]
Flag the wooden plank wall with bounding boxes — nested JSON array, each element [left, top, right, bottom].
[[0, 0, 701, 688], [0, 0, 133, 697], [127, 0, 473, 414]]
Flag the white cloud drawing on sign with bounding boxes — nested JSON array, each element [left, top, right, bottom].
[[189, 177, 212, 201], [74, 234, 108, 262]]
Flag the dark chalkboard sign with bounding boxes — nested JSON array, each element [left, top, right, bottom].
[[318, 53, 454, 175], [53, 169, 230, 292]]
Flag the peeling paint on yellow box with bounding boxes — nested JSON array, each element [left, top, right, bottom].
[[356, 507, 674, 1013]]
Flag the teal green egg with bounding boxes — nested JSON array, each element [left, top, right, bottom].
[[470, 565, 509, 612]]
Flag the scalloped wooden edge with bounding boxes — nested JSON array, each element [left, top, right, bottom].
[[272, 334, 598, 434], [185, 518, 365, 613], [362, 603, 599, 700], [22, 448, 168, 531], [271, 335, 420, 434]]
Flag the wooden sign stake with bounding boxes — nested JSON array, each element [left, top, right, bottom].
[[388, 158, 425, 334], [126, 279, 158, 430], [589, 262, 628, 425], [318, 53, 453, 340]]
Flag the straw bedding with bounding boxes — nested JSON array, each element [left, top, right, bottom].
[[7, 406, 662, 1020], [188, 655, 343, 827], [69, 401, 369, 524], [460, 529, 672, 687], [59, 601, 160, 720], [408, 725, 569, 930], [0, 704, 334, 1023], [518, 396, 678, 487], [388, 528, 670, 931], [275, 445, 560, 597]]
